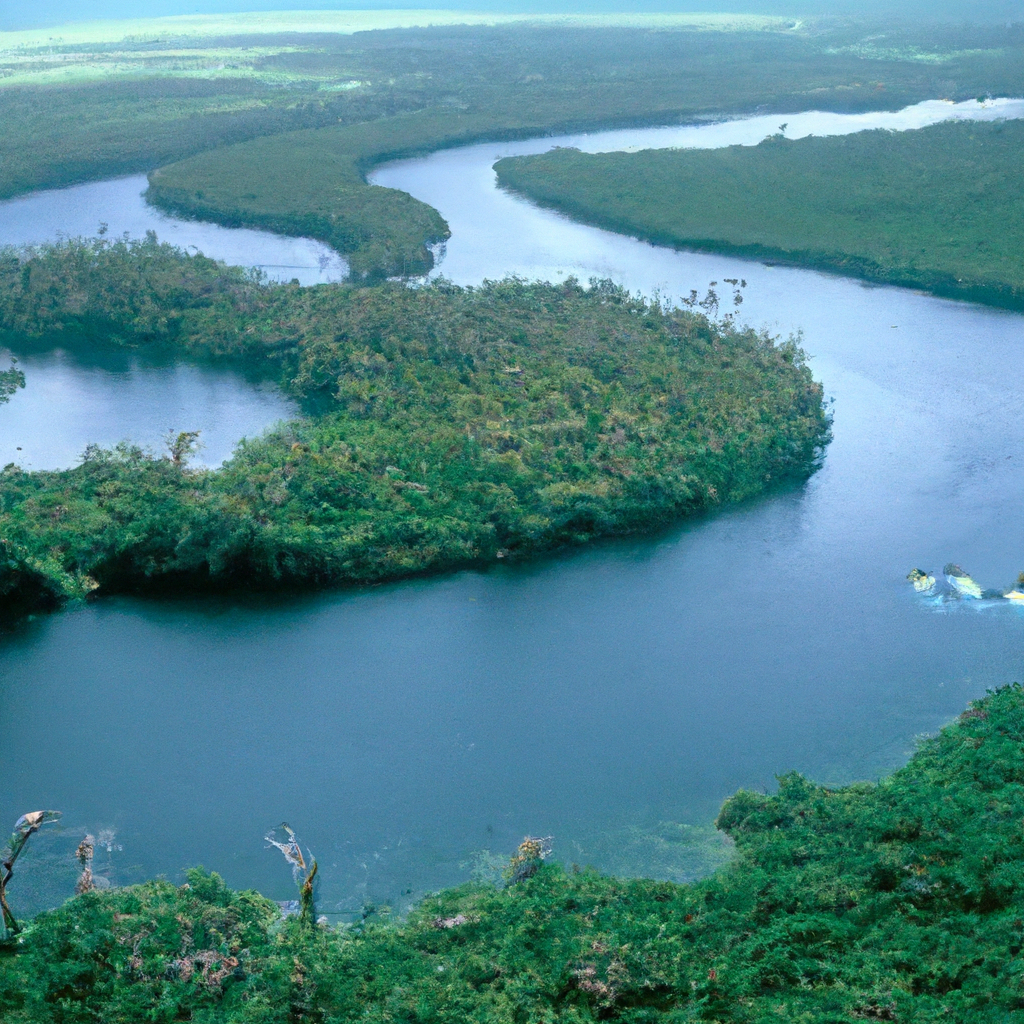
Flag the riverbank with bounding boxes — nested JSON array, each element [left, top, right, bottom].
[[3, 686, 1022, 1021], [495, 117, 1024, 310], [0, 238, 829, 617]]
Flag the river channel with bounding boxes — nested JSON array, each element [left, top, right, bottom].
[[3, 99, 1024, 917]]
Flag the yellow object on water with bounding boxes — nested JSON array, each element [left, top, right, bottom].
[[945, 563, 984, 599], [1005, 590, 1024, 602], [907, 568, 936, 593]]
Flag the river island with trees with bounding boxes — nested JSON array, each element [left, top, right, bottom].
[[494, 117, 1024, 309], [0, 238, 829, 615]]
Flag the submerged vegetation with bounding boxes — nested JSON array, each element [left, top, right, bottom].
[[4, 686, 1024, 1020], [496, 116, 1024, 308], [0, 238, 829, 616]]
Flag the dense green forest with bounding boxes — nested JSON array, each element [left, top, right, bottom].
[[143, 21, 1024, 278], [4, 684, 1024, 1021], [6, 17, 1024, 274], [0, 238, 829, 616], [495, 117, 1024, 308]]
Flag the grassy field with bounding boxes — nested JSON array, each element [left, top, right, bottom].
[[4, 684, 1024, 1021], [495, 117, 1024, 308], [0, 239, 829, 615]]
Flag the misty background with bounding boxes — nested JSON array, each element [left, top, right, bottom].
[[4, 0, 1024, 32]]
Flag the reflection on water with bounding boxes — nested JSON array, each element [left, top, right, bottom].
[[0, 344, 298, 469], [5, 99, 1024, 916]]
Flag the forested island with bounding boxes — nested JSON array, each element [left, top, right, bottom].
[[0, 238, 829, 616], [3, 685, 1024, 1022], [495, 117, 1024, 308]]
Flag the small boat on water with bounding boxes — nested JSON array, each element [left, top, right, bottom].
[[909, 563, 1024, 605], [907, 568, 936, 594], [944, 563, 984, 599]]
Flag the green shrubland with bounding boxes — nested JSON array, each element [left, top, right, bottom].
[[496, 117, 1024, 308], [4, 684, 1024, 1021], [147, 109, 473, 279], [0, 238, 829, 616]]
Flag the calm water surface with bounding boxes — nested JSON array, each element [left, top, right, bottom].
[[0, 173, 330, 468], [4, 99, 1024, 915], [0, 175, 348, 286], [0, 345, 297, 469]]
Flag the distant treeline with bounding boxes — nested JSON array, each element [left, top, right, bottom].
[[8, 22, 1024, 275], [0, 239, 829, 616], [4, 682, 1024, 1021], [496, 118, 1024, 308]]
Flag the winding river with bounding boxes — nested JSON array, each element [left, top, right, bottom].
[[3, 99, 1024, 917]]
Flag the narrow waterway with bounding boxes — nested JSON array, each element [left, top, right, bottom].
[[0, 175, 348, 286], [4, 99, 1024, 918]]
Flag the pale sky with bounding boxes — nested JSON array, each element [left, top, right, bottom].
[[4, 0, 1024, 32]]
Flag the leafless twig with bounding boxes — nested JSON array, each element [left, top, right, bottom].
[[1, 811, 61, 937]]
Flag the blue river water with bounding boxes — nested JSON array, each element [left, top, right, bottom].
[[2, 98, 1024, 916]]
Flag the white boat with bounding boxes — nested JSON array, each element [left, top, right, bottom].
[[944, 564, 983, 599], [907, 568, 936, 594]]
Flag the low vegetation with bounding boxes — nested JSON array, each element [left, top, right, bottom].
[[3, 684, 1024, 1021], [496, 116, 1024, 308], [147, 109, 470, 279], [0, 238, 828, 616], [0, 359, 22, 403]]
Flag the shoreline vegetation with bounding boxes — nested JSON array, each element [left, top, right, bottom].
[[494, 117, 1024, 309], [4, 685, 1024, 1021], [6, 20, 1024, 277], [0, 239, 830, 618]]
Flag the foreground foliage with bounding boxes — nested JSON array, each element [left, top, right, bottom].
[[496, 117, 1024, 308], [0, 239, 828, 615], [4, 685, 1024, 1021]]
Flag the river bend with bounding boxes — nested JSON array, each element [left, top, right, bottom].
[[3, 98, 1024, 915]]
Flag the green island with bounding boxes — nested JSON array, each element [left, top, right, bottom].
[[495, 116, 1024, 308], [4, 685, 1024, 1022], [0, 238, 829, 616], [5, 16, 1024, 276]]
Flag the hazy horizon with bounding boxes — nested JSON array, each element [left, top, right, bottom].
[[4, 0, 1024, 32]]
